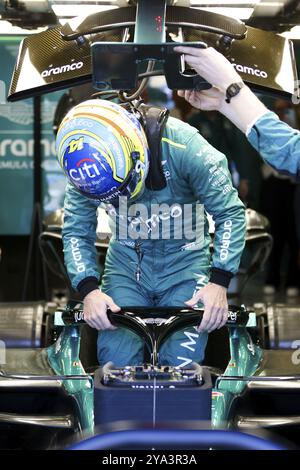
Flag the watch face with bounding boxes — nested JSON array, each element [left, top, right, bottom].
[[226, 83, 243, 101], [229, 83, 240, 95], [225, 82, 244, 102]]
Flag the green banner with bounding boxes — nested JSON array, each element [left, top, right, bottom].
[[0, 35, 66, 235]]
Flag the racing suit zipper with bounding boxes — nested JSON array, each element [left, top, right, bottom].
[[134, 241, 144, 282]]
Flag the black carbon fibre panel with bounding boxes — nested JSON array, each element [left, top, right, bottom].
[[183, 26, 299, 98], [60, 6, 246, 40], [7, 9, 298, 101], [229, 26, 298, 97], [166, 6, 246, 38], [61, 6, 136, 39], [8, 27, 124, 101]]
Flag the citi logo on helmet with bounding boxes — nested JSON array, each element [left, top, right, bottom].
[[69, 160, 101, 181], [41, 61, 84, 78], [232, 63, 268, 79]]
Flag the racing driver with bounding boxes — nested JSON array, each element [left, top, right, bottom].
[[57, 99, 246, 367]]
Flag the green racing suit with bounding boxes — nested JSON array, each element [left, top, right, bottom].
[[62, 116, 246, 367]]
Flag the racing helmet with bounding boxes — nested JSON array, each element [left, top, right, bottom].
[[56, 99, 149, 204]]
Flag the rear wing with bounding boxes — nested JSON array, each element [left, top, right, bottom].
[[7, 4, 299, 102]]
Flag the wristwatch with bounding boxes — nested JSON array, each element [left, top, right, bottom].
[[225, 82, 244, 103]]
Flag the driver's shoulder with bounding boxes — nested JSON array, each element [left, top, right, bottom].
[[163, 116, 198, 146], [163, 116, 218, 155]]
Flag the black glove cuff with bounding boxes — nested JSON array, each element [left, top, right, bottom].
[[209, 268, 233, 288], [77, 277, 99, 299]]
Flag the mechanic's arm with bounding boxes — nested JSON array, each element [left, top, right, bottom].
[[63, 182, 120, 330], [182, 134, 246, 332], [175, 46, 300, 179]]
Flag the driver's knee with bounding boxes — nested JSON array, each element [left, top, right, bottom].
[[159, 328, 208, 367], [97, 327, 144, 367]]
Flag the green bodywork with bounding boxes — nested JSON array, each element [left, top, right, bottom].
[[47, 326, 94, 434], [212, 324, 262, 428], [46, 318, 262, 434]]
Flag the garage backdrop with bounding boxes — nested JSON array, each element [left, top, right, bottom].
[[0, 35, 66, 235]]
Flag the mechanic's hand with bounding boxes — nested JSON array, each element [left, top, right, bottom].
[[83, 290, 120, 330], [185, 282, 228, 333], [174, 46, 242, 92], [177, 87, 224, 111]]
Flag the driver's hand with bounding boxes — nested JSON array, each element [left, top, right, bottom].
[[83, 290, 120, 330], [185, 282, 228, 333]]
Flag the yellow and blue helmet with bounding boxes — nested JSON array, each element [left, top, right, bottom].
[[56, 99, 149, 204]]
